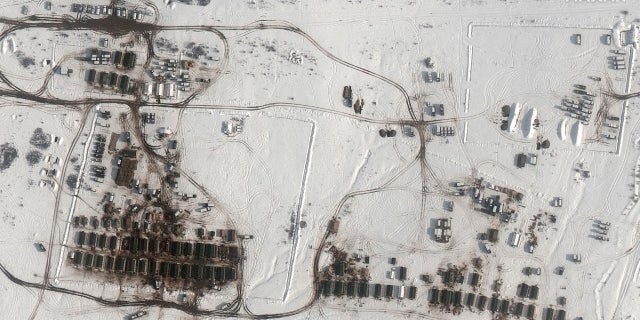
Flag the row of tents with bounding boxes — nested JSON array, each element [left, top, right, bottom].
[[69, 250, 236, 282], [76, 231, 239, 260], [86, 69, 130, 92], [320, 280, 417, 300], [429, 287, 537, 319]]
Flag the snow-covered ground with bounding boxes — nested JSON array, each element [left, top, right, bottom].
[[1, 0, 640, 319]]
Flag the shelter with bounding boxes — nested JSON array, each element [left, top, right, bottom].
[[516, 153, 527, 168], [108, 132, 120, 153], [428, 287, 439, 304], [123, 51, 136, 69], [529, 285, 539, 300], [465, 293, 475, 306], [358, 282, 370, 297], [115, 157, 138, 186], [118, 75, 130, 92], [87, 69, 96, 83]]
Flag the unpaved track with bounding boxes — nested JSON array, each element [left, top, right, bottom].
[[0, 13, 451, 319]]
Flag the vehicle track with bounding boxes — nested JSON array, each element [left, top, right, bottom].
[[28, 105, 92, 320], [0, 13, 451, 319]]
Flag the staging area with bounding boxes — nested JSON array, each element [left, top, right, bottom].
[[0, 1, 639, 320]]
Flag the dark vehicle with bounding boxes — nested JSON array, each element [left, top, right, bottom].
[[36, 243, 46, 252]]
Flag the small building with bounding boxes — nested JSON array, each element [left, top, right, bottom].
[[99, 71, 109, 86], [489, 297, 499, 312], [115, 157, 138, 187], [465, 293, 475, 306], [453, 290, 462, 306], [84, 253, 94, 269], [374, 284, 382, 299], [108, 132, 120, 153], [469, 272, 481, 287], [556, 309, 566, 320], [113, 51, 123, 65], [358, 282, 370, 298], [428, 287, 439, 304], [477, 295, 487, 310], [500, 300, 510, 315], [143, 83, 153, 96], [407, 286, 417, 299], [108, 72, 118, 87], [154, 82, 164, 97], [516, 153, 527, 168], [441, 290, 453, 305], [334, 281, 345, 296], [384, 284, 394, 298], [543, 308, 554, 320], [434, 218, 452, 243], [322, 280, 334, 296], [87, 69, 97, 83], [346, 281, 357, 297], [398, 285, 406, 299], [164, 82, 176, 97], [488, 228, 499, 243], [123, 51, 136, 69], [513, 302, 525, 317], [510, 231, 522, 247], [328, 218, 340, 234], [528, 285, 539, 300], [526, 304, 537, 319], [120, 148, 136, 159], [397, 266, 407, 281], [118, 75, 130, 92], [518, 283, 530, 298], [77, 231, 86, 246], [333, 260, 346, 276]]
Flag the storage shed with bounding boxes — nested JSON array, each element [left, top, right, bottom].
[[516, 153, 527, 168], [358, 282, 370, 298]]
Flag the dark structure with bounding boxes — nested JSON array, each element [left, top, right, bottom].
[[518, 283, 530, 298], [118, 75, 130, 92], [488, 228, 499, 242], [108, 132, 120, 153], [374, 284, 382, 299], [397, 266, 407, 281], [543, 308, 554, 320], [108, 72, 118, 87], [514, 302, 524, 316], [489, 297, 499, 312], [428, 287, 439, 304], [526, 304, 536, 319], [358, 282, 370, 297], [123, 51, 136, 69], [528, 285, 539, 300], [115, 149, 138, 187], [334, 260, 346, 276], [77, 231, 86, 246], [556, 309, 566, 320], [465, 293, 475, 307], [469, 272, 481, 286], [384, 284, 393, 298], [477, 295, 487, 311], [499, 299, 510, 315], [407, 286, 417, 299], [87, 69, 96, 83], [516, 153, 527, 168], [328, 218, 340, 234], [113, 51, 123, 65]]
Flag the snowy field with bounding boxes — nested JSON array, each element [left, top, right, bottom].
[[0, 0, 639, 320]]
